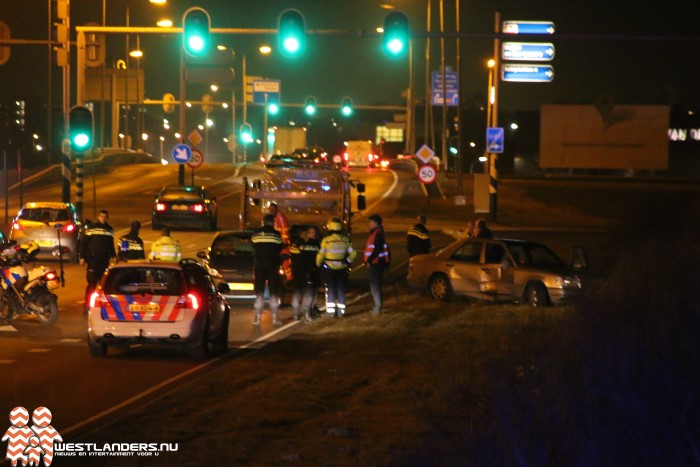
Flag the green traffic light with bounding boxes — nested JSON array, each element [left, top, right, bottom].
[[268, 103, 279, 115], [305, 97, 316, 115], [341, 98, 353, 116], [278, 9, 305, 58], [69, 105, 93, 154], [383, 11, 409, 57], [182, 8, 210, 57]]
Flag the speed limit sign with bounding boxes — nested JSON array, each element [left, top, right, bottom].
[[417, 164, 437, 184], [187, 148, 204, 169]]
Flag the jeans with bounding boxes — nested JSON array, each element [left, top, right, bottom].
[[322, 268, 347, 316], [368, 263, 384, 313]]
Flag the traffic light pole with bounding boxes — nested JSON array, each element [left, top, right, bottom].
[[178, 47, 186, 186]]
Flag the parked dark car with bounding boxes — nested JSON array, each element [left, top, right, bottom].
[[197, 231, 257, 300], [152, 186, 218, 231], [407, 237, 586, 307]]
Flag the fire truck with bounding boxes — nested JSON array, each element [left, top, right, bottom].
[[239, 157, 366, 236]]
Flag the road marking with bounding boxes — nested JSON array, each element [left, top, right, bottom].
[[0, 360, 15, 364], [354, 169, 399, 219], [27, 348, 51, 353], [60, 338, 83, 343], [0, 324, 18, 332]]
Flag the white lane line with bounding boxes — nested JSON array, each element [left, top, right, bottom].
[[355, 169, 399, 220], [0, 360, 15, 364], [27, 348, 51, 353], [0, 325, 18, 332], [60, 338, 83, 343]]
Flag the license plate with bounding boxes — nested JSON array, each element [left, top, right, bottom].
[[171, 205, 189, 211], [37, 240, 54, 247], [127, 303, 160, 312]]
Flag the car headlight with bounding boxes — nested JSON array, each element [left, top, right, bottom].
[[556, 275, 581, 289], [207, 267, 221, 278]]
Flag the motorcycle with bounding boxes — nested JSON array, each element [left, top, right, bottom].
[[0, 241, 60, 325]]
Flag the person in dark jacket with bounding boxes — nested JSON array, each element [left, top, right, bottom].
[[290, 226, 321, 323], [118, 220, 145, 260], [406, 215, 431, 257], [79, 209, 116, 289], [364, 214, 390, 315], [474, 218, 493, 238], [251, 214, 283, 326]]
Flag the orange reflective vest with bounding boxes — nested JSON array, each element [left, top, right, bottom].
[[274, 212, 293, 281], [364, 227, 390, 265]]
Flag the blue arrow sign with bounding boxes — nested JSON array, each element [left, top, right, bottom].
[[502, 21, 555, 35], [502, 42, 555, 61], [486, 127, 504, 154], [172, 143, 192, 164], [431, 71, 459, 106], [502, 64, 554, 83], [253, 79, 281, 105]]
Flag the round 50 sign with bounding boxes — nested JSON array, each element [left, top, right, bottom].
[[418, 164, 437, 184], [187, 148, 204, 169]]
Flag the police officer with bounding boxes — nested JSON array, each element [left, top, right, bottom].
[[251, 214, 284, 326], [316, 218, 356, 318], [364, 214, 390, 315], [406, 215, 431, 257], [118, 220, 145, 260], [290, 226, 321, 323], [79, 209, 116, 289], [148, 228, 182, 261]]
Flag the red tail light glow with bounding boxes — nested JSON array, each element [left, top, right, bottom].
[[343, 152, 349, 161], [45, 271, 57, 281], [62, 223, 75, 233], [88, 290, 107, 308], [192, 204, 204, 213], [155, 203, 166, 211]]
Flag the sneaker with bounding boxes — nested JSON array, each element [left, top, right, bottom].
[[252, 314, 261, 325]]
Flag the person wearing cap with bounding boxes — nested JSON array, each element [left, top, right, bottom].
[[364, 214, 390, 315], [406, 215, 431, 257], [316, 218, 356, 318], [251, 214, 284, 326], [80, 209, 116, 289], [118, 220, 145, 261], [148, 227, 182, 262]]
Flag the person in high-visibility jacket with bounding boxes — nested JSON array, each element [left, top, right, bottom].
[[316, 218, 356, 318], [269, 202, 293, 282], [148, 228, 182, 262], [364, 214, 390, 315]]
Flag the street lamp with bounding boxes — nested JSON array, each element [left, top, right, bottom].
[[485, 58, 496, 175]]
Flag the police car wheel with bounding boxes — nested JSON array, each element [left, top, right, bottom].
[[189, 318, 210, 359]]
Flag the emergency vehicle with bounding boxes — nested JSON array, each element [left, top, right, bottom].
[[239, 158, 366, 235]]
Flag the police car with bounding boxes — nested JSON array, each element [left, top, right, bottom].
[[87, 259, 230, 358]]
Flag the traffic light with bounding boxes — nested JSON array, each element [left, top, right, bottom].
[[341, 97, 353, 116], [182, 7, 210, 57], [69, 105, 94, 154], [383, 11, 409, 57], [268, 102, 280, 115], [278, 9, 305, 58], [305, 96, 317, 115], [240, 123, 253, 144]]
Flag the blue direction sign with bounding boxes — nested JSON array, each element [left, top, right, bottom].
[[253, 79, 281, 105], [502, 21, 555, 35], [172, 143, 192, 164], [502, 42, 555, 61], [486, 128, 504, 154], [502, 64, 554, 83], [431, 71, 459, 106]]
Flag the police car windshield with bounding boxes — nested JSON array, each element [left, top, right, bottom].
[[19, 208, 70, 222], [104, 268, 184, 295]]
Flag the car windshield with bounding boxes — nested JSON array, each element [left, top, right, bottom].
[[211, 235, 254, 255], [103, 267, 184, 295], [507, 242, 566, 267], [19, 208, 70, 222], [160, 189, 203, 202]]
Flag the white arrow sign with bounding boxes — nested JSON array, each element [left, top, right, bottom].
[[172, 143, 192, 164]]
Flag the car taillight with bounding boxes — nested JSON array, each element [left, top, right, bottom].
[[62, 223, 75, 233], [343, 152, 349, 161], [12, 221, 23, 231], [89, 290, 107, 308], [367, 153, 373, 161], [192, 204, 204, 213], [155, 203, 166, 211]]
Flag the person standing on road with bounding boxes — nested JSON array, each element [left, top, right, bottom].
[[364, 214, 390, 315], [474, 218, 493, 238], [316, 218, 356, 318], [79, 209, 116, 289], [269, 202, 293, 282], [251, 214, 284, 326], [290, 226, 322, 323], [118, 220, 145, 260], [148, 228, 182, 261], [406, 215, 431, 257]]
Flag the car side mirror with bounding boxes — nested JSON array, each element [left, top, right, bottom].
[[196, 251, 207, 259], [571, 246, 588, 270], [217, 282, 230, 294]]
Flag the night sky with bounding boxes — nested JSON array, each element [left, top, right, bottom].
[[2, 1, 700, 115]]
